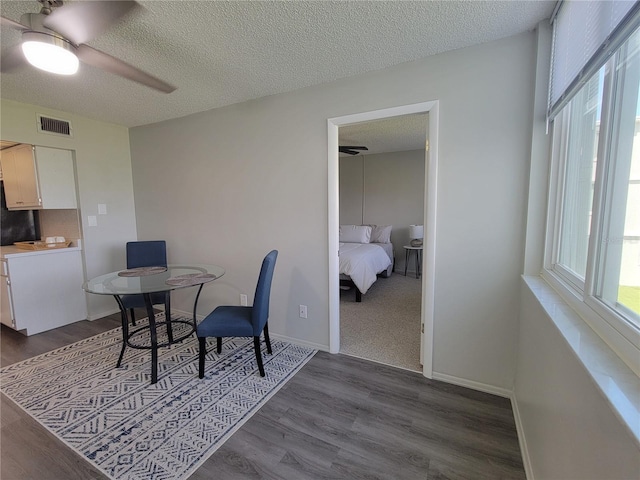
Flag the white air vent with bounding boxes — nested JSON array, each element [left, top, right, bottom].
[[36, 114, 72, 137]]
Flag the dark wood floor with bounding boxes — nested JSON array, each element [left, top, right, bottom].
[[1, 315, 525, 480]]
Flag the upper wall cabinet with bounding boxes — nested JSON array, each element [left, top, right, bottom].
[[0, 144, 39, 209], [0, 144, 77, 210]]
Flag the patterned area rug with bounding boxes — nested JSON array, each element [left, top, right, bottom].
[[0, 314, 316, 480]]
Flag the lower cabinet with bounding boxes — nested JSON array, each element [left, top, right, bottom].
[[0, 260, 14, 328], [0, 249, 87, 335]]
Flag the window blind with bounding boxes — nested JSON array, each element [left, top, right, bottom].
[[548, 0, 639, 119]]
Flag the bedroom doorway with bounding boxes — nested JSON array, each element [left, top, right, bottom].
[[328, 101, 439, 378], [338, 115, 426, 372]]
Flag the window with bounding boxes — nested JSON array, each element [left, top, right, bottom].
[[554, 69, 602, 287], [548, 26, 640, 348], [595, 32, 640, 321]]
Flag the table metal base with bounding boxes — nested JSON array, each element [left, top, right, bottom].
[[113, 284, 205, 384]]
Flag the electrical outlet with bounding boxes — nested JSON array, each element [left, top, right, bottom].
[[240, 294, 248, 306], [299, 304, 308, 318]]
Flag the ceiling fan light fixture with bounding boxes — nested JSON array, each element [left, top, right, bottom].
[[21, 31, 79, 75]]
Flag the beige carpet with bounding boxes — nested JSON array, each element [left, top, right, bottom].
[[340, 272, 422, 372]]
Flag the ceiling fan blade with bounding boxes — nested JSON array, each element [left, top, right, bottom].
[[1, 45, 27, 73], [76, 44, 176, 93], [340, 146, 369, 151], [339, 146, 368, 155], [1, 15, 29, 31], [43, 0, 140, 45]]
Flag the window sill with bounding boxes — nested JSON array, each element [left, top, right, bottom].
[[523, 275, 640, 446]]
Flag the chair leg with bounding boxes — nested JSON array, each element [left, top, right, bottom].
[[253, 336, 265, 377], [264, 322, 272, 354], [129, 308, 136, 326], [216, 337, 222, 354], [165, 294, 173, 343], [165, 293, 171, 321], [198, 337, 207, 379], [116, 306, 129, 368]]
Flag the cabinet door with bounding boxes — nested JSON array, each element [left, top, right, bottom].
[[0, 144, 41, 209], [6, 250, 87, 334], [0, 260, 15, 328], [34, 146, 77, 209]]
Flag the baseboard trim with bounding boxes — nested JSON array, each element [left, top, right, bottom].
[[136, 305, 329, 352], [270, 333, 327, 352], [170, 307, 193, 320], [431, 372, 512, 398], [87, 307, 120, 321], [510, 391, 534, 480], [89, 305, 171, 322], [168, 310, 328, 352]]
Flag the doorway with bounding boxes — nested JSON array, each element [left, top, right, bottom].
[[338, 115, 426, 371], [327, 101, 439, 378]]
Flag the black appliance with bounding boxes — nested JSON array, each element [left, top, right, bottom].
[[0, 180, 40, 246]]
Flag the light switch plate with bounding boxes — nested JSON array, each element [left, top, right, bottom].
[[98, 204, 107, 215], [88, 215, 97, 227]]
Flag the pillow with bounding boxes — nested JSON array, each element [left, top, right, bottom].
[[339, 225, 372, 243], [370, 225, 392, 244]]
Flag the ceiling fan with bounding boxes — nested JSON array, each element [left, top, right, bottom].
[[339, 146, 368, 155], [0, 0, 175, 93]]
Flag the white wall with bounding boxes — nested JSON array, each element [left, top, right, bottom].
[[514, 23, 640, 479], [3, 24, 637, 477], [339, 150, 425, 273], [0, 99, 138, 319], [339, 156, 364, 226], [515, 281, 640, 479], [130, 31, 536, 390]]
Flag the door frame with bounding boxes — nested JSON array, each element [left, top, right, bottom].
[[327, 100, 439, 378]]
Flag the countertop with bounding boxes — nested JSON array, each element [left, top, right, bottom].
[[1, 244, 82, 259]]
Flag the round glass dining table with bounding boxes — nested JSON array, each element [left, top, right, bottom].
[[83, 264, 225, 384]]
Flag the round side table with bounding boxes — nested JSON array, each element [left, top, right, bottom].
[[403, 245, 422, 279]]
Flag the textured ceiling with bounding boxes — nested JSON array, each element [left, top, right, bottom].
[[0, 1, 554, 128], [339, 113, 428, 156]]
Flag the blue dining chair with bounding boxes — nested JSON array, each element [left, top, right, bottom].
[[197, 250, 278, 378], [120, 240, 170, 325]]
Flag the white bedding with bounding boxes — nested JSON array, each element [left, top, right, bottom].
[[339, 242, 392, 294]]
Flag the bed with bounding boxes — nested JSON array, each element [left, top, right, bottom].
[[339, 225, 393, 302]]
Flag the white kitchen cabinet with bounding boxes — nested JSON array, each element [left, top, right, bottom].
[[0, 144, 77, 210], [0, 247, 87, 335], [34, 146, 78, 209], [0, 259, 13, 328], [0, 144, 40, 209]]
